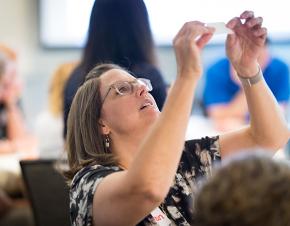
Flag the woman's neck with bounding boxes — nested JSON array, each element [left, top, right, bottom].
[[111, 132, 144, 169]]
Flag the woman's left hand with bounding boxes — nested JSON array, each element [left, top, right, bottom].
[[226, 11, 267, 77]]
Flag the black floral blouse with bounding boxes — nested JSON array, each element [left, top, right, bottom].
[[70, 136, 221, 226]]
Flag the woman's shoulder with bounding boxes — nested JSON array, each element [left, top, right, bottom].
[[69, 164, 121, 226], [185, 136, 220, 152], [71, 164, 120, 189], [182, 136, 221, 165]]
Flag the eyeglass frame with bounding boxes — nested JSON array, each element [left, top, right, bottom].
[[101, 78, 153, 104]]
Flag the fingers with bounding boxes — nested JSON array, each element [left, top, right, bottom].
[[253, 27, 267, 37], [196, 33, 214, 49], [245, 17, 263, 28], [246, 16, 266, 39], [240, 10, 254, 20], [173, 21, 203, 41], [227, 11, 261, 28], [245, 16, 266, 38], [182, 21, 210, 40], [227, 12, 266, 38], [173, 21, 214, 43], [173, 21, 214, 77], [226, 17, 242, 30]]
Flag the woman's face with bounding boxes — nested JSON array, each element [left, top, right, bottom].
[[0, 60, 20, 103], [99, 69, 160, 136]]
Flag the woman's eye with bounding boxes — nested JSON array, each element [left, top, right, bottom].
[[118, 85, 130, 94]]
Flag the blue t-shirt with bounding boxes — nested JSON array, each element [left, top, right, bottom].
[[203, 58, 290, 107]]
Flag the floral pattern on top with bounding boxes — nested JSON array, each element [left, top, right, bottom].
[[70, 136, 221, 226]]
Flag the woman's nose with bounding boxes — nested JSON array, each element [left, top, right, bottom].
[[135, 82, 148, 97]]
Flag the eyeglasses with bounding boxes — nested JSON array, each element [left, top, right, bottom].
[[102, 78, 153, 104]]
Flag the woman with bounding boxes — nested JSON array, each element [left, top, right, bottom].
[[0, 45, 36, 155], [0, 45, 36, 226], [66, 11, 289, 226], [63, 0, 167, 137]]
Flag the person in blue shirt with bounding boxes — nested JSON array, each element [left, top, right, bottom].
[[203, 39, 289, 131]]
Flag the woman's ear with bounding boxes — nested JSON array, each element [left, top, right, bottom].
[[98, 119, 110, 135]]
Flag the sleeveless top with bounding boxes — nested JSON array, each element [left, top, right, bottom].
[[70, 136, 221, 226]]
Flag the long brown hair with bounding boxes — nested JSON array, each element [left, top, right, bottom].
[[48, 62, 77, 117], [65, 63, 124, 180]]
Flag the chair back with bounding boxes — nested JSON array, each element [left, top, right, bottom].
[[20, 159, 70, 226]]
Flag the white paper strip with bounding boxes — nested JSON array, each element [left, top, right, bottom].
[[206, 22, 234, 35]]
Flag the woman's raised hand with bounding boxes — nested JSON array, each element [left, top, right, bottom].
[[226, 11, 267, 77], [173, 21, 214, 79]]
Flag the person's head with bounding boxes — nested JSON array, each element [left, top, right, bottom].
[[48, 62, 77, 117], [193, 152, 290, 226], [0, 45, 20, 102], [0, 44, 17, 81], [0, 53, 6, 78], [81, 0, 156, 75], [66, 63, 159, 179]]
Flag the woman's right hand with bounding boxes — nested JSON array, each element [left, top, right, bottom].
[[173, 21, 214, 79], [225, 11, 267, 77]]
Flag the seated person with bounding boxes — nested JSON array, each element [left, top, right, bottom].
[[203, 39, 290, 131], [0, 44, 36, 156], [0, 44, 37, 196], [35, 61, 77, 158], [65, 11, 289, 225], [0, 44, 35, 226], [193, 152, 290, 226]]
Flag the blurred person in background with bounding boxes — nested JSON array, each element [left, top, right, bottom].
[[63, 0, 168, 138], [49, 62, 77, 118], [203, 38, 289, 132], [0, 44, 35, 226], [0, 45, 36, 155], [35, 61, 77, 158], [0, 44, 37, 162], [194, 152, 290, 226]]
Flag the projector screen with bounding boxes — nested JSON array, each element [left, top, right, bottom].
[[39, 0, 290, 48]]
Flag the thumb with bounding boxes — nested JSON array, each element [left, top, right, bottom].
[[226, 33, 236, 48]]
